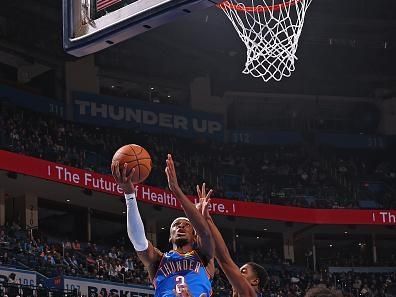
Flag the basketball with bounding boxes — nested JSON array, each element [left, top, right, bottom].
[[112, 144, 152, 184]]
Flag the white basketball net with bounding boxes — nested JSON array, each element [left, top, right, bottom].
[[218, 0, 312, 82]]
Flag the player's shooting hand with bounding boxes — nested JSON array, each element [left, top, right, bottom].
[[111, 161, 136, 194], [165, 154, 181, 193], [196, 183, 213, 219]]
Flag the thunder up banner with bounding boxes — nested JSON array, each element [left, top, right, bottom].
[[72, 92, 224, 140], [0, 150, 395, 225]]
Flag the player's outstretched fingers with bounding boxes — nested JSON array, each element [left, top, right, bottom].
[[127, 168, 135, 184], [111, 162, 116, 177], [122, 163, 129, 183], [197, 185, 202, 198], [168, 154, 175, 172], [206, 189, 213, 199], [202, 198, 211, 218], [113, 161, 121, 180]]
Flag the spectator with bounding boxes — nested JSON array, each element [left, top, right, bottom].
[[72, 240, 81, 251], [64, 240, 72, 250], [6, 273, 20, 297]]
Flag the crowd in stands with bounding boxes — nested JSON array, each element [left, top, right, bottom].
[[0, 223, 150, 286], [264, 270, 396, 297], [2, 223, 396, 297], [322, 149, 396, 208], [1, 103, 395, 208]]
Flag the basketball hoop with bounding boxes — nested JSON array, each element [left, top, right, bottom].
[[217, 0, 312, 82]]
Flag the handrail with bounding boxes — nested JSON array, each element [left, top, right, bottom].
[[0, 283, 76, 297]]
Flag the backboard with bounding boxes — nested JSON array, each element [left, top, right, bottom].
[[63, 0, 222, 57]]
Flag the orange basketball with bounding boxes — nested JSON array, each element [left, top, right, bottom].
[[112, 144, 152, 184]]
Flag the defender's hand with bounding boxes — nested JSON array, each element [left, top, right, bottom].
[[196, 183, 213, 219]]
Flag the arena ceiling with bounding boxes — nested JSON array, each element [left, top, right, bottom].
[[0, 0, 396, 97], [95, 0, 396, 97]]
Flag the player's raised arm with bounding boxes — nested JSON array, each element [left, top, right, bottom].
[[197, 185, 257, 297], [165, 154, 214, 260], [111, 161, 162, 273]]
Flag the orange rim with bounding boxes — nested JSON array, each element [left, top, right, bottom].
[[217, 0, 302, 12]]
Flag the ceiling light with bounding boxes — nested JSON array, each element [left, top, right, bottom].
[[66, 199, 70, 202]]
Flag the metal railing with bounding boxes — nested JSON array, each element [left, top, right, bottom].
[[0, 283, 76, 297]]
